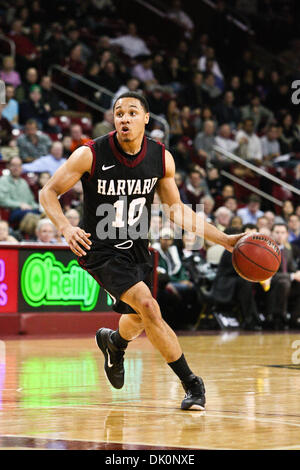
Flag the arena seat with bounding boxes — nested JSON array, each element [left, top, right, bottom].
[[55, 115, 71, 131], [0, 208, 11, 221]]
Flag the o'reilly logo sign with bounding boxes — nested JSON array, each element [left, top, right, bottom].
[[20, 252, 105, 311]]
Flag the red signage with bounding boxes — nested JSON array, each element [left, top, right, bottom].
[[0, 249, 18, 313]]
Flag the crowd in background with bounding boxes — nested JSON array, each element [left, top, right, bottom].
[[0, 0, 300, 330]]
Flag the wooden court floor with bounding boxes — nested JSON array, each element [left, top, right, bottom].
[[0, 331, 300, 450]]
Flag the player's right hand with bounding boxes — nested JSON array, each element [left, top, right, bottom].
[[62, 225, 92, 257]]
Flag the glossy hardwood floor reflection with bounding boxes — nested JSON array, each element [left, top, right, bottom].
[[0, 331, 300, 450]]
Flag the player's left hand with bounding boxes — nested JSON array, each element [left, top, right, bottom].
[[223, 233, 246, 253]]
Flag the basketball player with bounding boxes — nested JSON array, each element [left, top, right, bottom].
[[40, 92, 244, 410]]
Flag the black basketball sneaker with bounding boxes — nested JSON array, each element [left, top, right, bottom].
[[181, 375, 206, 410], [95, 328, 125, 389]]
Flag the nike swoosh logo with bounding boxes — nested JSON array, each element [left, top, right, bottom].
[[102, 164, 115, 171], [107, 348, 113, 368]]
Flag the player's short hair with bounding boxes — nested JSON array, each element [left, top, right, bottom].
[[113, 92, 149, 113]]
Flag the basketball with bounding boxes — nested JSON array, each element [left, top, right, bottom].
[[232, 233, 281, 282]]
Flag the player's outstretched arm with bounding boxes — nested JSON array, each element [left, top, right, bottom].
[[39, 146, 93, 257], [156, 150, 245, 252]]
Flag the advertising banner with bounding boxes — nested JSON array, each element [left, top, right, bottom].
[[0, 249, 18, 314]]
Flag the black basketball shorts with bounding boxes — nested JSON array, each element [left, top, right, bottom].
[[77, 240, 153, 314]]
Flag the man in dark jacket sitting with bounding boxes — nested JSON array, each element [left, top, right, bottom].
[[211, 228, 261, 330]]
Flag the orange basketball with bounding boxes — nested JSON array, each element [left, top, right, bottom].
[[232, 233, 281, 282]]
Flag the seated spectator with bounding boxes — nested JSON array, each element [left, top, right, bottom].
[[22, 141, 66, 175], [235, 118, 263, 163], [201, 73, 222, 106], [201, 106, 218, 130], [59, 180, 83, 215], [205, 58, 224, 92], [18, 212, 40, 241], [15, 67, 39, 103], [171, 138, 193, 173], [294, 113, 300, 142], [164, 56, 185, 93], [40, 75, 65, 114], [7, 19, 38, 73], [221, 184, 235, 201], [206, 167, 223, 198], [264, 223, 300, 329], [19, 84, 51, 129], [62, 135, 73, 158], [224, 196, 238, 215], [38, 171, 51, 188], [264, 210, 284, 228], [198, 46, 223, 82], [214, 123, 239, 167], [0, 104, 13, 145], [241, 95, 273, 132], [109, 23, 150, 59], [206, 240, 225, 265], [174, 171, 184, 190], [131, 55, 156, 89], [99, 60, 123, 94], [42, 23, 69, 68], [237, 194, 264, 225], [214, 91, 241, 128], [266, 81, 292, 119], [153, 227, 199, 329], [259, 227, 271, 237], [181, 231, 203, 259], [147, 86, 167, 117], [228, 75, 244, 106], [92, 109, 114, 138], [150, 129, 165, 144], [194, 120, 216, 167], [167, 99, 183, 144], [288, 214, 300, 243], [180, 72, 205, 111], [214, 206, 232, 231], [2, 84, 19, 127], [179, 106, 198, 139], [0, 56, 21, 88], [166, 0, 195, 38], [17, 119, 52, 162], [256, 215, 269, 232], [260, 125, 281, 165], [180, 168, 210, 211], [281, 200, 294, 223], [213, 183, 236, 209], [0, 220, 18, 243], [0, 156, 39, 224], [200, 195, 215, 222], [28, 21, 46, 55], [112, 78, 141, 108], [65, 208, 80, 227], [64, 44, 86, 77], [70, 124, 90, 153], [240, 69, 256, 104], [229, 215, 243, 231], [211, 228, 261, 330], [65, 26, 92, 63], [279, 113, 297, 153], [35, 218, 57, 243], [243, 223, 258, 234]]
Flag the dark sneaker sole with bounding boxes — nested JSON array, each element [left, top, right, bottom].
[[181, 402, 205, 411], [95, 328, 124, 390]]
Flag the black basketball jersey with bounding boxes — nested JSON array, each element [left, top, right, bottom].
[[80, 131, 165, 247]]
